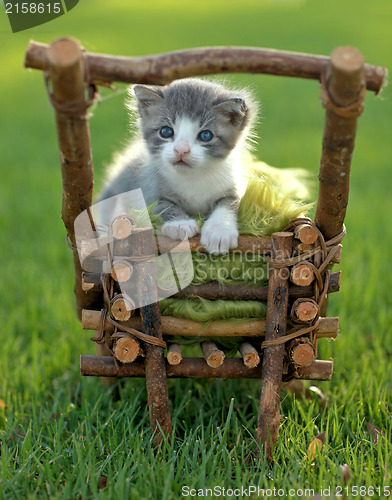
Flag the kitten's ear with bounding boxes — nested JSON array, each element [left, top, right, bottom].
[[213, 98, 248, 128], [133, 85, 163, 109]]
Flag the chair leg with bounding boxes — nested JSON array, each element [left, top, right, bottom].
[[142, 302, 173, 448], [257, 231, 293, 461], [136, 229, 172, 448]]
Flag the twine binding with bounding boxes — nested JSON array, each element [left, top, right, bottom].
[[320, 71, 366, 119]]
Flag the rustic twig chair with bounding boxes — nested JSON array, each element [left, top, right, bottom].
[[24, 38, 386, 460]]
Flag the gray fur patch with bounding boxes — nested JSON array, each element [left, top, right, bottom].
[[155, 198, 191, 222]]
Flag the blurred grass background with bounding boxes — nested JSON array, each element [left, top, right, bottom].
[[0, 0, 391, 498]]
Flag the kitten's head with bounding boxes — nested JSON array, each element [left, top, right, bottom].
[[130, 79, 258, 174]]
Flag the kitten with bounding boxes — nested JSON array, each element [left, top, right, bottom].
[[97, 78, 257, 254]]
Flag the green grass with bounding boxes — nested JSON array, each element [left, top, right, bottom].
[[0, 0, 391, 498]]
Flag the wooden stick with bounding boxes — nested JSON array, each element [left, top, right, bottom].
[[290, 262, 315, 287], [98, 257, 118, 388], [291, 299, 319, 323], [257, 231, 293, 461], [166, 344, 183, 365], [332, 244, 342, 264], [25, 41, 385, 93], [173, 270, 341, 299], [201, 341, 225, 368], [315, 46, 366, 240], [95, 343, 118, 388], [82, 310, 267, 337], [165, 234, 272, 254], [46, 37, 101, 319], [134, 227, 172, 447], [239, 342, 260, 368], [294, 359, 333, 381], [82, 275, 96, 292], [294, 224, 318, 245], [82, 309, 339, 340], [110, 294, 136, 321], [80, 233, 272, 263], [111, 215, 136, 240], [161, 317, 265, 338], [82, 272, 108, 293], [81, 269, 341, 298], [80, 356, 334, 381], [79, 228, 147, 264], [288, 338, 315, 367], [112, 333, 142, 364], [111, 260, 134, 283]]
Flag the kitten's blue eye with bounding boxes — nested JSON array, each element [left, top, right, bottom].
[[198, 130, 213, 143], [160, 126, 174, 139]]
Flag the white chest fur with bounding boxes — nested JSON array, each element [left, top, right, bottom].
[[166, 158, 244, 216]]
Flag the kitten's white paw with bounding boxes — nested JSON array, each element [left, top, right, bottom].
[[200, 222, 239, 254], [162, 219, 200, 240]]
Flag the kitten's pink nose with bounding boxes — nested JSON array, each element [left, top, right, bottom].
[[174, 141, 191, 160]]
